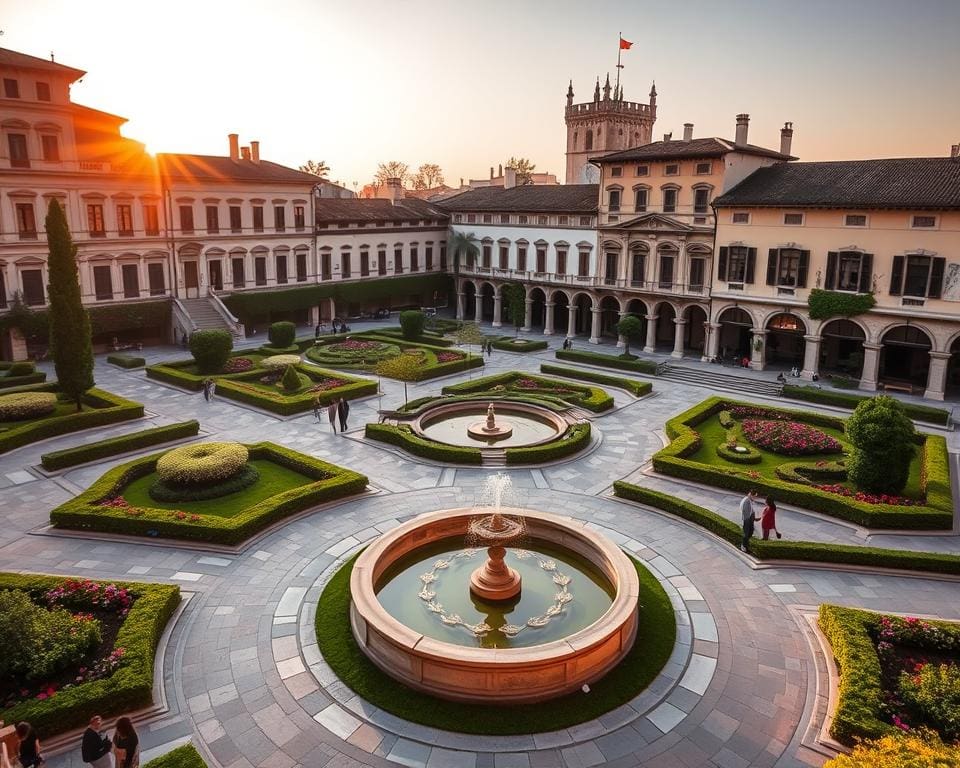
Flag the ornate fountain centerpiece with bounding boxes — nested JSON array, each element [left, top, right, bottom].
[[466, 473, 525, 601], [467, 402, 513, 441]]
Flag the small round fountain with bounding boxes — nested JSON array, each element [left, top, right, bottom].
[[466, 491, 525, 601], [466, 403, 513, 442]]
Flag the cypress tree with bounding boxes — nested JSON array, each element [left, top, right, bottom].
[[46, 199, 94, 411]]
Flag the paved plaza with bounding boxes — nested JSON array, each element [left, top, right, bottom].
[[3, 327, 959, 768]]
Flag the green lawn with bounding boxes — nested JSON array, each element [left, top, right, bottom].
[[0, 401, 94, 431], [122, 458, 314, 517], [315, 553, 675, 734]]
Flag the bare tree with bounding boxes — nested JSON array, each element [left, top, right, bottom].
[[299, 160, 330, 178], [412, 163, 445, 190], [506, 157, 536, 186], [374, 161, 410, 187]]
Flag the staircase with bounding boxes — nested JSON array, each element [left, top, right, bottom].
[[482, 448, 508, 467], [657, 363, 784, 397], [180, 297, 238, 336]]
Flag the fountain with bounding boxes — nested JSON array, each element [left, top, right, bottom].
[[466, 473, 525, 601], [466, 402, 513, 441]]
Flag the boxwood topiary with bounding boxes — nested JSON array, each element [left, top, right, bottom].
[[156, 442, 248, 485], [8, 361, 36, 376], [280, 364, 302, 392], [149, 463, 260, 502], [188, 329, 233, 374], [268, 321, 296, 348], [399, 310, 426, 340], [0, 391, 58, 421], [846, 396, 916, 494]]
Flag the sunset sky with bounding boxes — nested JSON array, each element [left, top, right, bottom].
[[2, 0, 958, 188]]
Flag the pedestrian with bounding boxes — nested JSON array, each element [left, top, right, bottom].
[[740, 490, 760, 553], [313, 396, 321, 422], [485, 340, 492, 357], [81, 715, 113, 768], [202, 379, 211, 402], [327, 400, 338, 433], [337, 396, 350, 432], [181, 331, 188, 348], [208, 378, 216, 401], [332, 318, 340, 334], [112, 717, 139, 768], [315, 323, 321, 341], [16, 722, 43, 768], [761, 497, 783, 540]]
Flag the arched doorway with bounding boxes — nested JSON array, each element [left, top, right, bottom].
[[820, 319, 865, 378], [553, 291, 570, 335], [880, 326, 931, 388], [654, 302, 676, 350], [765, 313, 806, 369], [573, 293, 593, 336], [599, 296, 620, 338], [947, 336, 960, 397], [462, 281, 477, 321], [684, 305, 708, 355], [717, 307, 753, 360], [528, 287, 546, 331], [479, 283, 495, 322]]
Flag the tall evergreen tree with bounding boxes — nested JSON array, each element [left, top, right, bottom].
[[46, 199, 94, 411]]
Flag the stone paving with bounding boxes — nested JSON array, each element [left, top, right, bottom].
[[3, 325, 959, 768]]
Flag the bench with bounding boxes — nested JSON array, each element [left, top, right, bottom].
[[881, 381, 913, 394]]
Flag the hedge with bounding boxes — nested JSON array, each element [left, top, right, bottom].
[[653, 396, 953, 529], [257, 344, 300, 355], [351, 333, 484, 379], [612, 481, 960, 574], [555, 349, 658, 375], [146, 355, 262, 391], [0, 385, 144, 455], [0, 573, 179, 738], [107, 353, 146, 369], [715, 443, 762, 464], [41, 420, 201, 471], [213, 367, 377, 416], [808, 289, 877, 320], [143, 745, 207, 768], [442, 371, 612, 412], [49, 442, 369, 544], [0, 301, 171, 345], [0, 361, 47, 389], [781, 385, 949, 425], [368, 328, 456, 347], [539, 364, 652, 397], [491, 337, 549, 353], [505, 422, 591, 464], [364, 423, 483, 464]]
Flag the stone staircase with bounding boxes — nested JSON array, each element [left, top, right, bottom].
[[657, 363, 784, 397], [180, 297, 237, 335], [482, 448, 508, 467]]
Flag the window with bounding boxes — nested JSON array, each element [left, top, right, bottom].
[[342, 252, 352, 278], [889, 254, 945, 298], [296, 251, 308, 282], [482, 244, 491, 268], [518, 215, 528, 224], [662, 188, 677, 213], [467, 214, 476, 224], [695, 162, 711, 175], [578, 251, 590, 277], [294, 205, 305, 230], [608, 188, 621, 212], [579, 216, 591, 226], [824, 250, 872, 293], [536, 246, 546, 273], [717, 246, 757, 283], [558, 215, 569, 226], [87, 204, 106, 237], [253, 206, 264, 232], [665, 164, 679, 176], [499, 245, 508, 270], [0, 272, 6, 309], [22, 269, 44, 305], [179, 205, 194, 234], [765, 248, 809, 288], [585, 130, 593, 151], [844, 214, 867, 227], [411, 246, 419, 272], [321, 252, 332, 280], [693, 188, 710, 214], [3, 78, 19, 98], [556, 249, 567, 275], [229, 206, 242, 233], [689, 258, 705, 291], [500, 214, 510, 224], [93, 265, 113, 300], [144, 204, 159, 236], [611, 166, 623, 177], [276, 253, 288, 284], [630, 248, 646, 286], [658, 251, 674, 289], [117, 204, 133, 236], [517, 246, 527, 272], [482, 214, 492, 224], [231, 258, 245, 288], [148, 263, 166, 295], [604, 251, 618, 285], [783, 213, 804, 226], [40, 134, 59, 161], [440, 245, 447, 270], [537, 215, 548, 226], [732, 212, 750, 224], [205, 205, 219, 233], [254, 257, 267, 286], [121, 264, 140, 298], [378, 249, 387, 276], [636, 165, 649, 176], [274, 206, 285, 231], [395, 247, 404, 272], [8, 133, 29, 167], [425, 245, 433, 271], [912, 215, 937, 229], [36, 82, 51, 101], [15, 203, 37, 239], [453, 214, 462, 223], [633, 188, 648, 213]]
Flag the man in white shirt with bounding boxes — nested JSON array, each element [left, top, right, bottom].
[[740, 490, 760, 553]]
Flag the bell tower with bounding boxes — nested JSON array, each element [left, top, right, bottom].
[[564, 76, 657, 184]]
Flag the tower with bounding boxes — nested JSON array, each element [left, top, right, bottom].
[[564, 76, 657, 184]]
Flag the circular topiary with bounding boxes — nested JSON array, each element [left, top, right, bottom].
[[150, 463, 260, 502], [261, 354, 301, 370], [156, 442, 249, 486], [0, 391, 58, 421], [715, 443, 762, 464]]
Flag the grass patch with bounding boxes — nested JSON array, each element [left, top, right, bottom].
[[316, 553, 675, 734]]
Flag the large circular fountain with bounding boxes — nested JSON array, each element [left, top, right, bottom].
[[349, 475, 640, 704], [413, 401, 568, 448]]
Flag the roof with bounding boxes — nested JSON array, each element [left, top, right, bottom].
[[0, 47, 85, 81], [592, 137, 794, 163], [713, 158, 960, 210], [314, 197, 449, 224], [157, 154, 320, 185], [438, 184, 598, 213]]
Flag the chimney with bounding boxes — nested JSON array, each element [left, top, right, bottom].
[[228, 133, 240, 162], [780, 122, 794, 156], [504, 167, 517, 189], [498, 163, 503, 177], [951, 144, 960, 160], [683, 123, 694, 141], [385, 177, 404, 204], [490, 166, 494, 180], [663, 132, 672, 142], [240, 146, 251, 161], [735, 114, 750, 145], [250, 140, 260, 164]]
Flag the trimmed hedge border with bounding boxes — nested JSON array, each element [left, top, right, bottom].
[[41, 420, 201, 471], [442, 371, 613, 413], [369, 328, 455, 347], [653, 396, 952, 529], [107, 354, 146, 369], [612, 481, 960, 574], [0, 573, 179, 738], [540, 364, 652, 397], [0, 385, 144, 455], [715, 443, 762, 464], [491, 337, 549, 353], [143, 745, 207, 768], [0, 371, 47, 389], [214, 367, 377, 416], [782, 384, 949, 425], [555, 348, 659, 375], [364, 423, 483, 464], [49, 441, 369, 544], [505, 422, 591, 464], [351, 333, 484, 379]]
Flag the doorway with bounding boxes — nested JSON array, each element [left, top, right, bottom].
[[208, 260, 223, 292], [183, 261, 200, 298]]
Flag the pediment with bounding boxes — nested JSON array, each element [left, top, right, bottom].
[[611, 213, 696, 232]]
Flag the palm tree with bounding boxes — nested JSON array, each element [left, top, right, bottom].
[[447, 231, 478, 276]]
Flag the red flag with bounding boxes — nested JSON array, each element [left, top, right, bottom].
[[620, 37, 633, 50]]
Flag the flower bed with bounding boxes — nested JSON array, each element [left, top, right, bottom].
[[815, 484, 921, 506], [741, 419, 843, 455], [213, 366, 375, 416], [442, 371, 613, 413], [222, 357, 254, 373]]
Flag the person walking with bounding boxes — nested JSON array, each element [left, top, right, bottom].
[[761, 497, 783, 540], [327, 400, 338, 433], [313, 395, 321, 422], [202, 379, 211, 402], [315, 323, 322, 341], [337, 396, 350, 432], [112, 718, 139, 768], [81, 715, 113, 768], [485, 340, 492, 357], [739, 490, 760, 553], [16, 722, 42, 768]]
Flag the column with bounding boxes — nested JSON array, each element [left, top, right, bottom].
[[703, 322, 721, 362], [643, 314, 658, 353], [456, 292, 465, 321], [492, 292, 502, 327], [566, 305, 578, 339], [308, 305, 319, 328], [800, 335, 821, 380], [522, 299, 533, 332], [924, 351, 951, 401], [328, 297, 336, 323], [750, 329, 768, 371], [543, 302, 555, 335], [616, 311, 626, 348], [858, 342, 881, 391], [671, 318, 687, 359], [474, 294, 482, 324], [589, 307, 601, 345]]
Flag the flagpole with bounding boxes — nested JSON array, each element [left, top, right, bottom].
[[615, 31, 622, 97]]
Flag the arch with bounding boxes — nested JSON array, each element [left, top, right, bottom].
[[527, 286, 547, 330], [765, 313, 807, 368], [716, 306, 755, 360], [717, 305, 757, 327], [653, 302, 677, 350], [204, 247, 227, 257], [821, 319, 867, 378], [479, 281, 496, 323], [625, 298, 647, 317], [548, 287, 572, 304], [879, 324, 933, 388], [683, 304, 709, 356], [0, 118, 30, 129], [599, 295, 621, 338], [572, 292, 593, 336], [764, 311, 807, 334], [462, 280, 478, 320]]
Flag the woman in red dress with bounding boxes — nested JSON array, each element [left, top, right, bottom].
[[761, 497, 782, 540]]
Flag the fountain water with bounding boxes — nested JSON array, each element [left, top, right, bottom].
[[466, 473, 525, 601], [466, 402, 513, 441]]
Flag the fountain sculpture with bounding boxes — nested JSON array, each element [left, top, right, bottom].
[[466, 402, 513, 441], [466, 474, 525, 601]]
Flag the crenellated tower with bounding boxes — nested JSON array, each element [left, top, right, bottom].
[[564, 76, 657, 184]]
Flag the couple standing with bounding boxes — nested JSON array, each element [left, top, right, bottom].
[[315, 396, 349, 432], [740, 490, 782, 552], [81, 715, 139, 768]]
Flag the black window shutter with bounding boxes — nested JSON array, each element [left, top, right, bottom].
[[798, 251, 810, 288], [746, 248, 757, 284], [766, 249, 778, 286], [718, 246, 728, 281], [858, 253, 873, 293], [825, 251, 838, 290], [889, 255, 904, 296], [929, 257, 945, 298]]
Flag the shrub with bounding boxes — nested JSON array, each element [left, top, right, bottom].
[[106, 354, 146, 369], [156, 442, 248, 485], [280, 364, 302, 392], [823, 732, 960, 767], [555, 348, 658, 374], [399, 310, 426, 340], [741, 419, 843, 455], [0, 391, 58, 421], [150, 463, 260, 502], [774, 460, 847, 485], [539, 364, 652, 397], [365, 424, 483, 464], [490, 338, 549, 353], [782, 385, 949, 425], [715, 443, 762, 464], [188, 329, 232, 374], [268, 321, 296, 348], [261, 354, 301, 370], [718, 410, 735, 428], [505, 423, 591, 464], [41, 421, 201, 471], [143, 745, 208, 768], [8, 361, 36, 376], [899, 663, 960, 741], [847, 396, 917, 494]]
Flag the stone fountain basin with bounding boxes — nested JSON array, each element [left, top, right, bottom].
[[411, 401, 569, 449], [349, 507, 640, 704]]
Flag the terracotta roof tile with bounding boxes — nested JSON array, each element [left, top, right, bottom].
[[157, 154, 319, 185], [593, 137, 793, 163], [438, 185, 598, 212], [314, 197, 449, 223]]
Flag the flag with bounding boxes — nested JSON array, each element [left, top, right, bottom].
[[620, 37, 633, 50]]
